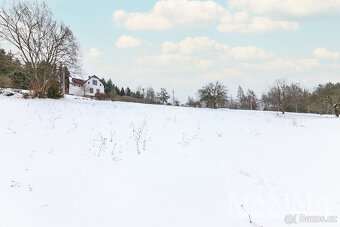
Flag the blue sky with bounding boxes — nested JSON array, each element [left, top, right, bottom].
[[35, 0, 340, 100]]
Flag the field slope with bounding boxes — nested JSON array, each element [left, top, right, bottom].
[[0, 95, 339, 227]]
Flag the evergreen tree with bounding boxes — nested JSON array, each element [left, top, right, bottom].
[[120, 87, 125, 96], [106, 79, 113, 94], [309, 82, 340, 116], [157, 88, 170, 104], [0, 49, 17, 75], [100, 78, 115, 96], [135, 91, 142, 99], [100, 78, 107, 92], [126, 87, 132, 96], [115, 86, 120, 96], [0, 49, 24, 88]]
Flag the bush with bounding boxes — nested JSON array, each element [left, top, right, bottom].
[[95, 93, 106, 100], [113, 96, 145, 103], [47, 84, 63, 99], [0, 76, 12, 88]]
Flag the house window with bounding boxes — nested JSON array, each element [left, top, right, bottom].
[[90, 88, 93, 93], [96, 89, 100, 94], [92, 80, 97, 85]]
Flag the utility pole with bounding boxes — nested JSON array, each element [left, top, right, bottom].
[[172, 89, 175, 106], [62, 66, 65, 98], [142, 88, 145, 103]]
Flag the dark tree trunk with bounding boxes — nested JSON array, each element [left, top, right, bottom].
[[335, 104, 339, 117]]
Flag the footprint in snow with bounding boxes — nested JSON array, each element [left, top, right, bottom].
[[238, 170, 266, 186]]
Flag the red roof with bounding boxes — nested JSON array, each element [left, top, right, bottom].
[[71, 78, 85, 86]]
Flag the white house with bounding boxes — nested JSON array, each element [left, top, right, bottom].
[[69, 75, 104, 97]]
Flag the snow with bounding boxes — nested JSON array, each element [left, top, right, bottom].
[[0, 94, 339, 227]]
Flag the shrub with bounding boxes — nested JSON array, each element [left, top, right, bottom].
[[95, 93, 106, 100], [0, 76, 12, 88], [47, 84, 63, 99], [113, 96, 145, 103]]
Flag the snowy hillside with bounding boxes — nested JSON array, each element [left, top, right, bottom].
[[1, 94, 339, 227]]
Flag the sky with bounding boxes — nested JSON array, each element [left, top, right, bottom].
[[3, 0, 340, 101]]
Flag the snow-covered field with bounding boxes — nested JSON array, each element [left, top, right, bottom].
[[1, 94, 339, 227]]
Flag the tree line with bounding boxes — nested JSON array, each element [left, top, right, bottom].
[[99, 78, 173, 105], [1, 44, 339, 117], [186, 79, 340, 117]]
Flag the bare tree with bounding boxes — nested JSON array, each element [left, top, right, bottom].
[[268, 79, 291, 114], [186, 96, 200, 108], [236, 86, 247, 109], [145, 87, 155, 104], [246, 89, 258, 110], [289, 83, 305, 113], [174, 99, 180, 106], [227, 95, 238, 109], [0, 0, 80, 96], [198, 81, 228, 109]]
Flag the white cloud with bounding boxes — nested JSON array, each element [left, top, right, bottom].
[[229, 46, 274, 60], [162, 37, 273, 60], [137, 36, 276, 75], [113, 0, 298, 33], [162, 36, 229, 55], [228, 0, 340, 17], [217, 16, 298, 33], [313, 48, 340, 59], [113, 0, 226, 31], [240, 58, 320, 71], [84, 48, 105, 63], [198, 59, 215, 69], [116, 35, 142, 49], [197, 68, 245, 80], [162, 41, 179, 54], [137, 54, 214, 71], [113, 10, 173, 31]]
